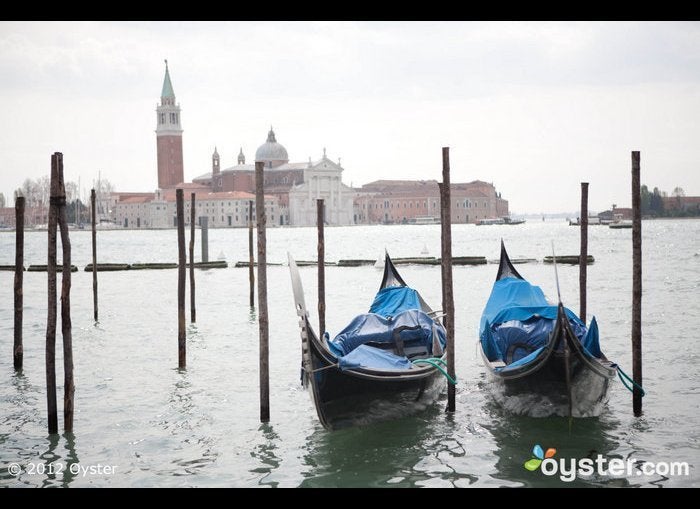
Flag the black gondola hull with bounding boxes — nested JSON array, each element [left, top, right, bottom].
[[487, 346, 615, 417], [482, 243, 616, 417], [305, 329, 446, 430]]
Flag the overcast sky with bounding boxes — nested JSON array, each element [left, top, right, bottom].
[[1, 21, 698, 213]]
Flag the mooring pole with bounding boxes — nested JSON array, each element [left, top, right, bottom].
[[248, 200, 255, 308], [57, 156, 74, 432], [91, 189, 98, 322], [439, 147, 456, 413], [45, 153, 60, 434], [317, 199, 326, 336], [201, 216, 209, 263], [255, 161, 270, 422], [176, 189, 186, 369], [14, 196, 25, 370], [189, 193, 196, 323], [631, 151, 643, 416], [579, 182, 589, 323]]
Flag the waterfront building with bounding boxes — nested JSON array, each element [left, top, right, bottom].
[[352, 179, 508, 225]]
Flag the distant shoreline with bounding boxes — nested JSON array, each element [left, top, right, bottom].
[[1, 215, 698, 233]]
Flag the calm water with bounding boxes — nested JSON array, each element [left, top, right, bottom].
[[0, 220, 698, 487]]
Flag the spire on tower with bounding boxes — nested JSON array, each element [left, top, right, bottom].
[[161, 59, 175, 99]]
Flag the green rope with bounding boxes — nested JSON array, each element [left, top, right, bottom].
[[423, 357, 447, 367], [615, 364, 646, 397], [412, 358, 457, 385]]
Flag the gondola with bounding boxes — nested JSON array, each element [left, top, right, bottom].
[[478, 241, 616, 417], [289, 252, 449, 430]]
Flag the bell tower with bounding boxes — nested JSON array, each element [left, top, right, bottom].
[[156, 59, 184, 189], [212, 147, 221, 191]]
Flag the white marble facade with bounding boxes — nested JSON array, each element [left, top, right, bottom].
[[288, 155, 354, 226]]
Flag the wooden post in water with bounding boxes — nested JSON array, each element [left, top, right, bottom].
[[45, 153, 60, 434], [91, 189, 98, 322], [248, 200, 255, 308], [14, 196, 25, 370], [189, 193, 196, 323], [201, 216, 209, 263], [579, 182, 589, 323], [317, 199, 325, 336], [56, 155, 74, 432], [631, 151, 643, 416], [255, 161, 270, 422], [439, 147, 456, 413], [176, 189, 186, 369]]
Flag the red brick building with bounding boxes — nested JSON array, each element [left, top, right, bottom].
[[353, 179, 508, 224], [663, 195, 700, 213], [0, 205, 49, 227]]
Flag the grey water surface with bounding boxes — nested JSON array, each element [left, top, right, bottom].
[[0, 219, 698, 487]]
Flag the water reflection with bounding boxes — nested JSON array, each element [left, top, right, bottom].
[[37, 432, 80, 488], [250, 423, 281, 487], [299, 405, 448, 488], [62, 433, 80, 487], [34, 432, 80, 488], [485, 400, 625, 487]]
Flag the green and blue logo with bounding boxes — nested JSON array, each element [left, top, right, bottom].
[[524, 444, 557, 471]]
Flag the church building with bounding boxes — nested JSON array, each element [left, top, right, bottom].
[[193, 129, 354, 226], [111, 61, 507, 229]]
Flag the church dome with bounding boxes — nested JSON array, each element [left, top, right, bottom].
[[255, 127, 289, 167]]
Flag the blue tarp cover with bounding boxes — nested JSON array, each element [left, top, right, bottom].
[[369, 286, 422, 317], [480, 277, 602, 364], [338, 344, 414, 371], [500, 346, 546, 371], [329, 308, 446, 358]]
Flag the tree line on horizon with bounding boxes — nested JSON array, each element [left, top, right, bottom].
[[0, 177, 115, 225], [641, 185, 697, 218]]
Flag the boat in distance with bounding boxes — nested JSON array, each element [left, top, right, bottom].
[[476, 217, 526, 226]]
